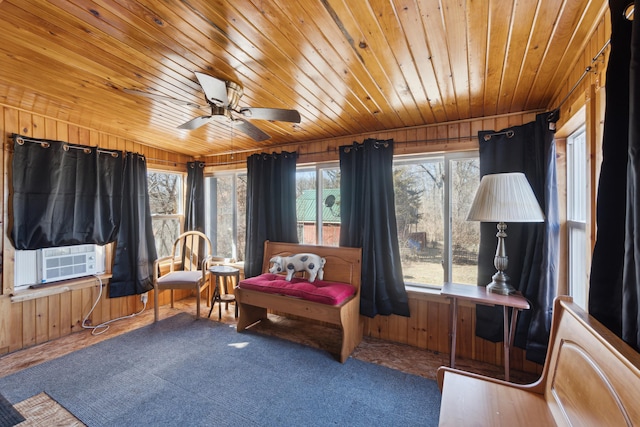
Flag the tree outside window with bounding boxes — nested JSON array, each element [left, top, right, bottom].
[[205, 173, 246, 261], [148, 171, 183, 258], [393, 153, 479, 286]]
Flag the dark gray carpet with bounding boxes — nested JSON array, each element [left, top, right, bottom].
[[0, 313, 440, 426], [0, 392, 24, 427]]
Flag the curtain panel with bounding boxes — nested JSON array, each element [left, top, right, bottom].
[[185, 161, 205, 233], [476, 113, 559, 364], [339, 138, 410, 318], [11, 135, 123, 249], [244, 151, 298, 278], [110, 153, 157, 297], [590, 0, 640, 350], [184, 161, 206, 266]]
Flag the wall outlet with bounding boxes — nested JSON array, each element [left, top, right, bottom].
[[141, 292, 148, 304]]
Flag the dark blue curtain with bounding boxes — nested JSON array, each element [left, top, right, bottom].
[[109, 153, 157, 297], [244, 152, 298, 278], [591, 0, 640, 350], [339, 138, 410, 318], [11, 134, 123, 249], [623, 0, 640, 349], [185, 161, 205, 232], [476, 112, 559, 364]]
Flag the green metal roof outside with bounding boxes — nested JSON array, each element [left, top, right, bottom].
[[297, 189, 340, 224]]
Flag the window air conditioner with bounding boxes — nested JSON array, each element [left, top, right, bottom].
[[38, 244, 102, 283], [14, 244, 106, 288]]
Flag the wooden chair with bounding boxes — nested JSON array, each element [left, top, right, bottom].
[[153, 231, 213, 321]]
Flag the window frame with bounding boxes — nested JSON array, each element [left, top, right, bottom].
[[566, 126, 588, 309], [296, 162, 341, 246], [147, 168, 185, 258], [205, 170, 246, 261]]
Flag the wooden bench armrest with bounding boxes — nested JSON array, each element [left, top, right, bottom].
[[437, 366, 543, 393]]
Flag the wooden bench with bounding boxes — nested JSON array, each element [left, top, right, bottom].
[[437, 296, 640, 426], [235, 241, 363, 363]]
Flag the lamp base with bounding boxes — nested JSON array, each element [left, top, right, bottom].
[[486, 271, 516, 295]]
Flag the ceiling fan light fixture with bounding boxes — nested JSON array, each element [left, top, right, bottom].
[[226, 81, 243, 109], [210, 106, 233, 122]]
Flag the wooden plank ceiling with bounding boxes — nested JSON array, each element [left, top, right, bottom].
[[0, 0, 606, 158]]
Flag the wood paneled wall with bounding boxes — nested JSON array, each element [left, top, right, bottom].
[[0, 10, 610, 376]]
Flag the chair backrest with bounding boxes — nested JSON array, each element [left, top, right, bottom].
[[169, 231, 213, 272]]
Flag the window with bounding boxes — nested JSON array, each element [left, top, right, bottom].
[[567, 127, 587, 309], [296, 165, 340, 246], [205, 154, 479, 287], [148, 171, 183, 258], [394, 153, 480, 287], [205, 172, 247, 260]]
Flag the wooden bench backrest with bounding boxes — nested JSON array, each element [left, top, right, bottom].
[[542, 297, 640, 426], [261, 241, 362, 292]]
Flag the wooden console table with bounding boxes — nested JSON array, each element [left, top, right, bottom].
[[441, 282, 530, 381]]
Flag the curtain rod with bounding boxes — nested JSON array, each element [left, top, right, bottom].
[[204, 134, 488, 167], [553, 38, 611, 111], [15, 136, 120, 158], [482, 130, 515, 141]]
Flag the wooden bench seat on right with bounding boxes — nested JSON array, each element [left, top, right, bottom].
[[437, 296, 640, 426]]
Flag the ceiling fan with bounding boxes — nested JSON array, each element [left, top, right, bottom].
[[124, 72, 301, 141]]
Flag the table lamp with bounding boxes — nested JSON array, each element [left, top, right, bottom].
[[467, 172, 545, 295]]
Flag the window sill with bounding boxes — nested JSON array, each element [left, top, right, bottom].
[[10, 273, 112, 303]]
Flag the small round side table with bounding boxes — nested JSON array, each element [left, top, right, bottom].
[[208, 265, 240, 320]]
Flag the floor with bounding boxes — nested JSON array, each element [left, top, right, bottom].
[[0, 296, 539, 385]]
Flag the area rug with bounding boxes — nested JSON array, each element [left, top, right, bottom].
[[0, 313, 441, 426]]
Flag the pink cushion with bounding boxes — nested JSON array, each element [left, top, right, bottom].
[[238, 273, 355, 305]]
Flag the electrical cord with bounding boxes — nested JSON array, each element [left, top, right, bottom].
[[82, 275, 147, 335]]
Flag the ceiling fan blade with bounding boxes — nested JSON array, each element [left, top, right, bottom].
[[177, 115, 212, 130], [194, 72, 228, 107], [239, 107, 301, 123], [123, 88, 202, 109], [232, 118, 271, 141]]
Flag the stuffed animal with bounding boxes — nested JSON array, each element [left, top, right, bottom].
[[269, 253, 326, 283]]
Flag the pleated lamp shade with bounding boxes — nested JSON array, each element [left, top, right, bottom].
[[467, 172, 545, 222]]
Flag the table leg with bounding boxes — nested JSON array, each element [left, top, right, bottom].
[[507, 308, 521, 380], [208, 275, 220, 318], [450, 297, 458, 368], [503, 306, 510, 381]]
